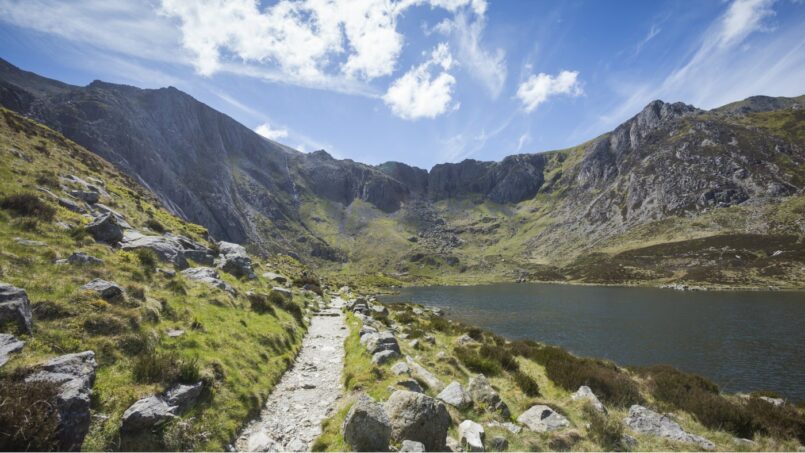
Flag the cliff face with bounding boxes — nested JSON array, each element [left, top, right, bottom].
[[1, 57, 803, 286]]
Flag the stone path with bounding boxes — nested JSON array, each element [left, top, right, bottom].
[[236, 296, 348, 452]]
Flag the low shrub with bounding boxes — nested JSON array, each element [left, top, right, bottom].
[[84, 314, 128, 336], [583, 402, 624, 451], [133, 351, 200, 384], [454, 346, 501, 376], [512, 341, 642, 407], [135, 248, 158, 275], [745, 397, 805, 443], [248, 293, 276, 315], [144, 218, 166, 233], [429, 316, 452, 333], [32, 300, 75, 320], [513, 369, 541, 397], [480, 344, 519, 372], [0, 379, 61, 451], [638, 365, 755, 438], [0, 193, 55, 220], [393, 311, 417, 324]]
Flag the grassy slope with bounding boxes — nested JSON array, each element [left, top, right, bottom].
[[302, 110, 804, 289], [0, 109, 319, 450], [314, 301, 804, 452]]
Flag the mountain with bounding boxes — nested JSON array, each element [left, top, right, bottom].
[[1, 58, 803, 288]]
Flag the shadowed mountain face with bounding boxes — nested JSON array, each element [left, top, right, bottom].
[[1, 58, 803, 286]]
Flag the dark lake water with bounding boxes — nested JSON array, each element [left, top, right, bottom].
[[381, 283, 805, 401]]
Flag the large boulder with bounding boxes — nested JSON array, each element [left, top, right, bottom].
[[364, 331, 401, 355], [0, 333, 24, 367], [25, 351, 97, 451], [181, 267, 235, 294], [263, 272, 288, 285], [517, 405, 570, 432], [269, 287, 293, 303], [120, 232, 189, 269], [121, 381, 203, 432], [343, 395, 392, 452], [0, 282, 33, 334], [459, 420, 485, 452], [571, 385, 606, 413], [384, 390, 450, 451], [468, 374, 510, 417], [81, 279, 123, 300], [85, 213, 124, 244], [437, 381, 472, 410], [215, 241, 255, 279], [623, 405, 714, 450]]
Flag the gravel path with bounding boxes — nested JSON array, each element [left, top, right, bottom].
[[236, 296, 348, 452]]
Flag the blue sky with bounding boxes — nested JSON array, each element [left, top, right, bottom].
[[0, 0, 803, 169]]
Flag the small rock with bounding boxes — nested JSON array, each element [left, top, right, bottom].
[[122, 381, 203, 432], [0, 282, 33, 335], [468, 374, 509, 417], [456, 334, 477, 346], [446, 436, 462, 452], [621, 434, 637, 450], [373, 349, 402, 365], [58, 197, 86, 213], [14, 237, 46, 246], [488, 436, 508, 452], [623, 405, 714, 450], [459, 420, 485, 452], [66, 252, 104, 266], [166, 329, 184, 338], [85, 213, 124, 244], [517, 405, 570, 432], [81, 279, 123, 300], [409, 339, 421, 349], [371, 304, 389, 318], [759, 396, 785, 407], [69, 190, 100, 204], [437, 381, 472, 410], [343, 394, 392, 452], [396, 379, 424, 393], [385, 390, 451, 451], [423, 335, 436, 344], [571, 385, 606, 413], [486, 421, 521, 434], [164, 381, 203, 412], [262, 272, 288, 284], [407, 358, 444, 392], [399, 440, 426, 452], [391, 361, 410, 375], [0, 333, 25, 367], [120, 233, 189, 269]]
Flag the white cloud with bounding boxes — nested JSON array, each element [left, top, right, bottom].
[[516, 70, 582, 112], [516, 133, 531, 152], [718, 0, 775, 47], [383, 43, 459, 120], [254, 122, 289, 140]]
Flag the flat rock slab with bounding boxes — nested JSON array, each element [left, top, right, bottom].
[[624, 405, 715, 450], [237, 297, 348, 452], [0, 333, 25, 367]]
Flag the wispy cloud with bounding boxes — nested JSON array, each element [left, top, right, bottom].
[[254, 122, 289, 140], [575, 0, 802, 142], [633, 24, 662, 57], [516, 70, 583, 112]]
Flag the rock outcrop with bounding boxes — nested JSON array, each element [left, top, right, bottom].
[[181, 267, 235, 294], [384, 390, 451, 451], [81, 279, 123, 300], [468, 374, 509, 417], [121, 381, 204, 432], [342, 394, 392, 452], [623, 405, 715, 450], [216, 241, 256, 279], [0, 333, 24, 367], [85, 213, 124, 244], [25, 351, 97, 451], [0, 282, 33, 334], [517, 404, 570, 432]]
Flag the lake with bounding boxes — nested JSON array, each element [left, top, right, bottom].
[[380, 283, 805, 402]]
